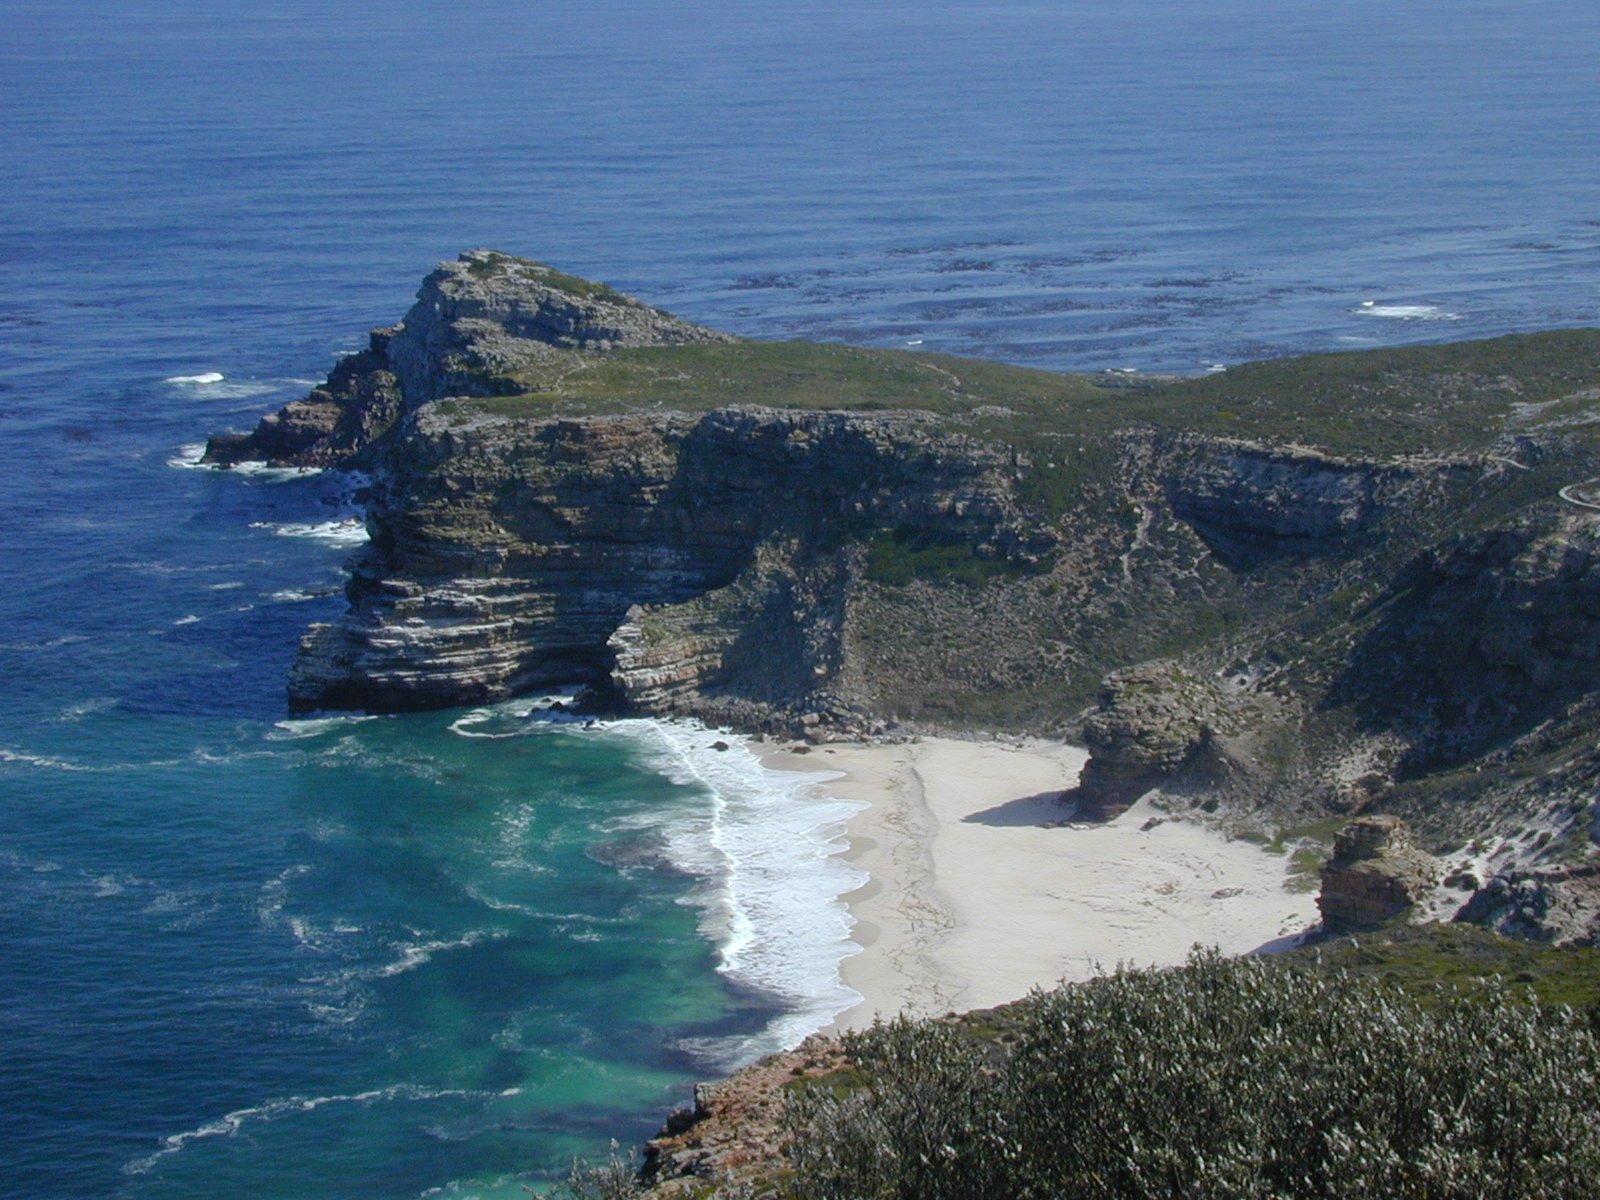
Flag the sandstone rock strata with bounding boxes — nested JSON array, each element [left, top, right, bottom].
[[289, 403, 1052, 719], [1318, 814, 1439, 934]]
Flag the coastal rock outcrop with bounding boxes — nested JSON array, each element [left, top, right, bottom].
[[1077, 661, 1241, 819], [208, 254, 1600, 935], [1457, 863, 1600, 945], [1317, 814, 1439, 933]]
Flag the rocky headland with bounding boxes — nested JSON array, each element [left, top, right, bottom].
[[209, 251, 1600, 1196], [211, 250, 1600, 942]]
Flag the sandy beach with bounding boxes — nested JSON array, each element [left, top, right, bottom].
[[762, 737, 1320, 1033]]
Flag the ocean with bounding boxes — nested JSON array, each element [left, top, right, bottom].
[[2, 1, 1597, 1195]]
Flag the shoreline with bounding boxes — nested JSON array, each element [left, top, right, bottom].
[[761, 736, 1320, 1034]]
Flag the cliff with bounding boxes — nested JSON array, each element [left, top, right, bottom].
[[211, 251, 1600, 943]]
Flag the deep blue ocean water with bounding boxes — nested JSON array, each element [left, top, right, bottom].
[[3, 1, 1598, 1195]]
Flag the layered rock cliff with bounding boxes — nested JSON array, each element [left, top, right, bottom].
[[289, 401, 1051, 720], [211, 251, 1600, 941]]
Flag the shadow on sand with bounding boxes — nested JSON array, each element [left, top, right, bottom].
[[961, 790, 1079, 827]]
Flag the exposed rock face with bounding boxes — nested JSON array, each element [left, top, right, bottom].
[[1160, 435, 1433, 564], [1318, 815, 1439, 934], [204, 330, 405, 468], [1327, 511, 1600, 782], [1077, 661, 1240, 819], [1457, 864, 1600, 945], [289, 403, 1051, 717], [203, 250, 733, 467], [641, 1036, 846, 1195]]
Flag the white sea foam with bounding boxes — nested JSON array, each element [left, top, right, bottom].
[[231, 459, 325, 480], [143, 891, 186, 915], [53, 697, 117, 722], [1353, 300, 1462, 320], [167, 442, 323, 477], [249, 518, 369, 546], [601, 719, 866, 1065], [173, 614, 202, 626], [166, 443, 213, 470], [255, 863, 312, 932], [268, 715, 378, 741], [162, 371, 279, 401], [1, 747, 90, 771], [364, 929, 507, 980], [268, 588, 319, 603], [124, 1084, 489, 1175], [0, 633, 90, 652], [446, 692, 586, 738]]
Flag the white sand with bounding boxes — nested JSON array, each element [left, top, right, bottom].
[[762, 737, 1319, 1033]]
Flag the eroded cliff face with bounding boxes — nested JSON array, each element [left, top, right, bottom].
[[291, 401, 1050, 722]]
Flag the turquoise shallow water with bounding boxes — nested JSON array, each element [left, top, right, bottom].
[[3, 0, 1598, 1195]]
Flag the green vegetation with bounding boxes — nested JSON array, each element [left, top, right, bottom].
[[785, 948, 1600, 1199], [459, 339, 1107, 420], [557, 932, 1600, 1199], [458, 328, 1600, 465], [864, 527, 1039, 588], [1135, 329, 1600, 457], [1308, 923, 1600, 1012]]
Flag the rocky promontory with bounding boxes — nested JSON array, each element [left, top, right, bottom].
[[211, 251, 1600, 942], [203, 249, 733, 468]]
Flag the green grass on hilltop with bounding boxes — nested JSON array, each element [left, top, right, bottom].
[[1135, 328, 1600, 456], [1304, 922, 1600, 1012], [463, 249, 638, 304], [457, 329, 1600, 467], [474, 339, 1108, 419]]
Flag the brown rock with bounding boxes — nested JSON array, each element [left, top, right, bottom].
[[1077, 661, 1237, 819], [1317, 814, 1438, 934]]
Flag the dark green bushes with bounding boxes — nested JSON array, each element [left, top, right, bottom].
[[864, 528, 1038, 588], [785, 950, 1600, 1199]]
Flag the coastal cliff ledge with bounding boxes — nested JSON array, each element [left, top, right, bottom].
[[212, 250, 1600, 943]]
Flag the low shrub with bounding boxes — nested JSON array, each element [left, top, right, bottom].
[[785, 949, 1600, 1199]]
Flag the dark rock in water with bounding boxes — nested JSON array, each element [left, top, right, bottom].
[[1317, 814, 1438, 934], [203, 330, 405, 468], [711, 740, 730, 751]]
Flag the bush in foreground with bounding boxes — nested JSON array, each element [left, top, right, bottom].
[[785, 949, 1600, 1200]]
